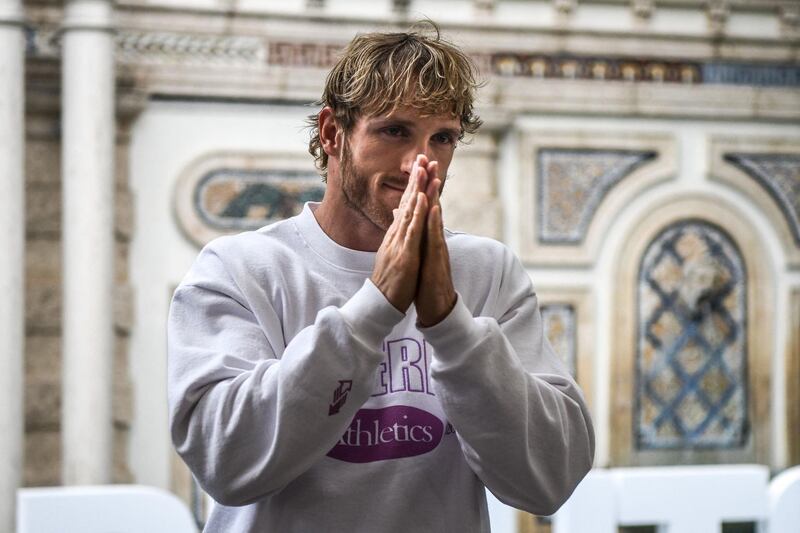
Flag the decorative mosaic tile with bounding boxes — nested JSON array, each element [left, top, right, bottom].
[[724, 153, 800, 247], [541, 304, 577, 378], [636, 220, 747, 449], [537, 149, 655, 244], [195, 168, 324, 231]]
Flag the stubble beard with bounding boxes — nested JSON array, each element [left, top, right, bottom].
[[339, 140, 394, 232]]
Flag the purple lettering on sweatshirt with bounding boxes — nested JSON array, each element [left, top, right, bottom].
[[327, 406, 444, 463]]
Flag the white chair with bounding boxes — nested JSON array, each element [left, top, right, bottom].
[[760, 466, 800, 533], [17, 485, 198, 533], [553, 465, 771, 533], [551, 469, 616, 533]]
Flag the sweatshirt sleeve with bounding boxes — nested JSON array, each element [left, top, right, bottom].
[[421, 245, 595, 516], [167, 243, 403, 507]]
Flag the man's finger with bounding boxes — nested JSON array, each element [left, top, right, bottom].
[[426, 161, 438, 194], [425, 177, 441, 207], [407, 192, 428, 248], [399, 158, 420, 210], [395, 181, 420, 239], [413, 154, 430, 193]]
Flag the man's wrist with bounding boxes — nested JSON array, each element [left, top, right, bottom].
[[416, 291, 457, 328], [341, 279, 406, 347]]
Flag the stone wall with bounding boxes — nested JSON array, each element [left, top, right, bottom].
[[23, 58, 135, 486]]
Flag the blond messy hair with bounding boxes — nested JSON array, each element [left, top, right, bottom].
[[307, 21, 483, 181]]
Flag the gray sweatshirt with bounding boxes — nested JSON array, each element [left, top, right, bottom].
[[167, 203, 594, 532]]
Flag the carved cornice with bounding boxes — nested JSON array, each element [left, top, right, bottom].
[[20, 3, 800, 121], [23, 23, 800, 89], [117, 31, 266, 65]]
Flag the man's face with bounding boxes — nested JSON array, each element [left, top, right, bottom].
[[336, 105, 462, 231]]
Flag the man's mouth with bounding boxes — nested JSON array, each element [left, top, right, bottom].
[[382, 181, 407, 192]]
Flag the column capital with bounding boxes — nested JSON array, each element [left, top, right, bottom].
[[0, 2, 25, 28], [61, 0, 116, 34]]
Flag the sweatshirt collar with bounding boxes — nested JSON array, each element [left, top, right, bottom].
[[292, 203, 376, 274]]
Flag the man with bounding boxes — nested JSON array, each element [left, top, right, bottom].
[[168, 23, 594, 532]]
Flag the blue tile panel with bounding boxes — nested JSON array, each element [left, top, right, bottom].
[[724, 153, 800, 247], [537, 149, 656, 244], [636, 220, 748, 449], [541, 303, 577, 379], [703, 63, 800, 87], [194, 168, 325, 231]]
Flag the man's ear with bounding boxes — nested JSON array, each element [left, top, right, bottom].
[[319, 107, 342, 158]]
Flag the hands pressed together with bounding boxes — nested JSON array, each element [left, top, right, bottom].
[[370, 155, 457, 327]]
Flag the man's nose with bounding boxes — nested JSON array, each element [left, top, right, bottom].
[[400, 142, 433, 176]]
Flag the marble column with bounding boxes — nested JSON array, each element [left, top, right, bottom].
[[60, 0, 116, 485], [0, 0, 26, 527]]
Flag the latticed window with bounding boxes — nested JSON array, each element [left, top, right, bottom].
[[636, 220, 748, 449]]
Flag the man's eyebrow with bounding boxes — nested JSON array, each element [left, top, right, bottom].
[[439, 127, 463, 138], [372, 117, 461, 133], [371, 117, 415, 127]]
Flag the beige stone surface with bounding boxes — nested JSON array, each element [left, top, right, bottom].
[[113, 427, 133, 483], [442, 197, 502, 240], [25, 239, 61, 283], [115, 187, 135, 242], [114, 283, 134, 335], [25, 336, 61, 432], [116, 241, 129, 284], [25, 283, 61, 334], [115, 143, 131, 187], [25, 184, 61, 237], [114, 337, 133, 428], [789, 289, 800, 466], [442, 134, 501, 239], [24, 430, 61, 487], [24, 286, 134, 482], [25, 139, 61, 185]]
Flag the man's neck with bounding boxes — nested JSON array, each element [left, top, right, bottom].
[[312, 199, 385, 252]]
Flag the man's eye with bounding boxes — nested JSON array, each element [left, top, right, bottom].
[[383, 127, 405, 137], [434, 133, 455, 145]]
